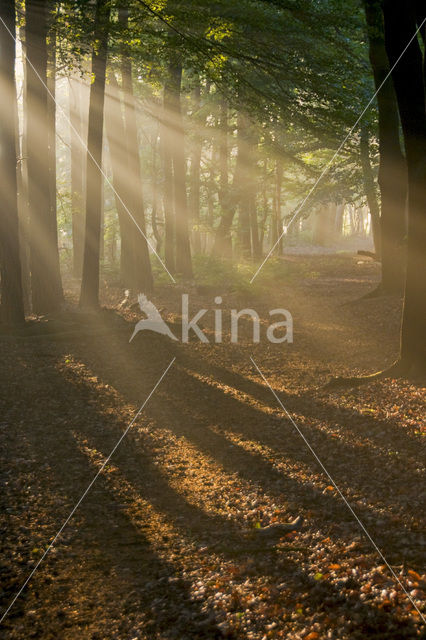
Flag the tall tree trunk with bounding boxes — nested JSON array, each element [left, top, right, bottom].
[[275, 160, 283, 254], [26, 0, 63, 314], [359, 124, 381, 256], [69, 75, 85, 278], [17, 24, 31, 312], [47, 19, 58, 278], [166, 62, 192, 278], [79, 0, 110, 309], [259, 159, 269, 251], [249, 189, 260, 259], [162, 76, 175, 273], [119, 8, 153, 292], [189, 75, 201, 254], [364, 0, 407, 293], [151, 128, 162, 255], [104, 71, 134, 286], [383, 0, 426, 371], [236, 112, 252, 258], [213, 102, 242, 257], [0, 0, 25, 324]]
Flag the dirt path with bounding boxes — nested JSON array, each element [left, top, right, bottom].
[[1, 256, 425, 639]]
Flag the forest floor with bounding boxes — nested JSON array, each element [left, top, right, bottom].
[[0, 254, 425, 640]]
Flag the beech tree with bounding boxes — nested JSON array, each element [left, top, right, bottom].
[[26, 0, 63, 314], [383, 0, 426, 374], [79, 0, 111, 309], [0, 0, 25, 324], [363, 0, 407, 295]]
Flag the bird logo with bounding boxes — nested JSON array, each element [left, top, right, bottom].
[[129, 294, 178, 343]]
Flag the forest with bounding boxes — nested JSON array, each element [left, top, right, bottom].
[[0, 0, 425, 638]]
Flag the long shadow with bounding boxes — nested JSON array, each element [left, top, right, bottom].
[[179, 346, 423, 452], [2, 336, 421, 638], [46, 340, 422, 638], [0, 351, 223, 640], [66, 330, 423, 536]]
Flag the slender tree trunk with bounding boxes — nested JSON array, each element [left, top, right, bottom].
[[166, 62, 192, 278], [259, 159, 269, 251], [17, 24, 31, 312], [26, 0, 63, 314], [79, 0, 110, 309], [161, 79, 175, 273], [249, 189, 260, 259], [335, 202, 344, 239], [120, 8, 153, 292], [359, 125, 381, 256], [0, 0, 25, 324], [364, 0, 407, 293], [383, 0, 426, 370], [275, 160, 283, 254], [69, 75, 85, 277], [189, 75, 201, 254], [151, 128, 162, 254], [104, 72, 133, 286], [47, 21, 58, 277], [213, 103, 242, 257], [236, 113, 252, 257]]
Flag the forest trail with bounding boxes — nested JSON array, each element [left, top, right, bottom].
[[1, 255, 425, 640]]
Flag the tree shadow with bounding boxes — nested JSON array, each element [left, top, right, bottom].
[[1, 328, 422, 639]]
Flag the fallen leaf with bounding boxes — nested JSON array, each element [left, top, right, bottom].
[[408, 569, 421, 581]]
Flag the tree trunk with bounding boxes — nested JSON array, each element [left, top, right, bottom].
[[151, 127, 162, 255], [17, 24, 31, 313], [360, 125, 382, 256], [26, 0, 63, 314], [161, 78, 175, 273], [104, 71, 133, 286], [236, 112, 252, 258], [383, 0, 426, 370], [166, 61, 192, 278], [275, 160, 283, 254], [120, 8, 153, 293], [69, 75, 85, 278], [0, 0, 25, 324], [364, 0, 407, 293], [47, 20, 58, 278], [249, 189, 261, 259], [79, 0, 110, 309], [213, 103, 242, 257], [189, 75, 201, 254], [259, 159, 269, 251]]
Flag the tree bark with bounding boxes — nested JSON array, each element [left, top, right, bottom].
[[120, 8, 153, 292], [161, 77, 175, 273], [360, 124, 382, 256], [383, 0, 426, 370], [189, 75, 202, 254], [104, 71, 133, 286], [151, 127, 162, 254], [69, 75, 85, 278], [47, 18, 59, 279], [364, 0, 407, 293], [275, 160, 283, 254], [79, 0, 110, 309], [0, 0, 25, 324], [17, 23, 31, 313], [166, 62, 192, 278], [26, 0, 63, 314], [213, 103, 243, 257], [236, 112, 253, 258]]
